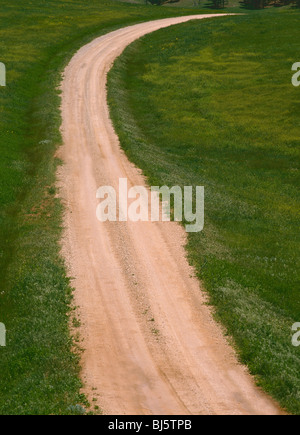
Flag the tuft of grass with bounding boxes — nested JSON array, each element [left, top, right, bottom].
[[0, 0, 212, 415], [108, 10, 300, 414]]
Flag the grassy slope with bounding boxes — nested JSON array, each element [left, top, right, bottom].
[[0, 0, 211, 415], [108, 9, 300, 414], [117, 0, 284, 13]]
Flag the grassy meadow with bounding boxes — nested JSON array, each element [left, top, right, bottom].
[[0, 0, 212, 415], [108, 9, 300, 414]]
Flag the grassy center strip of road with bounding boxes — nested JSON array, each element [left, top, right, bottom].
[[0, 0, 214, 415], [107, 9, 300, 414]]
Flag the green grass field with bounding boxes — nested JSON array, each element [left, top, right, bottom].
[[107, 9, 300, 414], [117, 0, 296, 13], [0, 0, 213, 415], [0, 0, 299, 416]]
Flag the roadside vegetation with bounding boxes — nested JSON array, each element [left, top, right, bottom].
[[0, 0, 210, 415], [121, 0, 300, 12], [108, 9, 300, 414]]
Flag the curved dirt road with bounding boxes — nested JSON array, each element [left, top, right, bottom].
[[58, 15, 282, 415]]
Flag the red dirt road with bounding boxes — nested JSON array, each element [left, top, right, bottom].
[[58, 15, 283, 415]]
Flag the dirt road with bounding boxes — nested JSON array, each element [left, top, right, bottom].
[[59, 15, 282, 415]]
